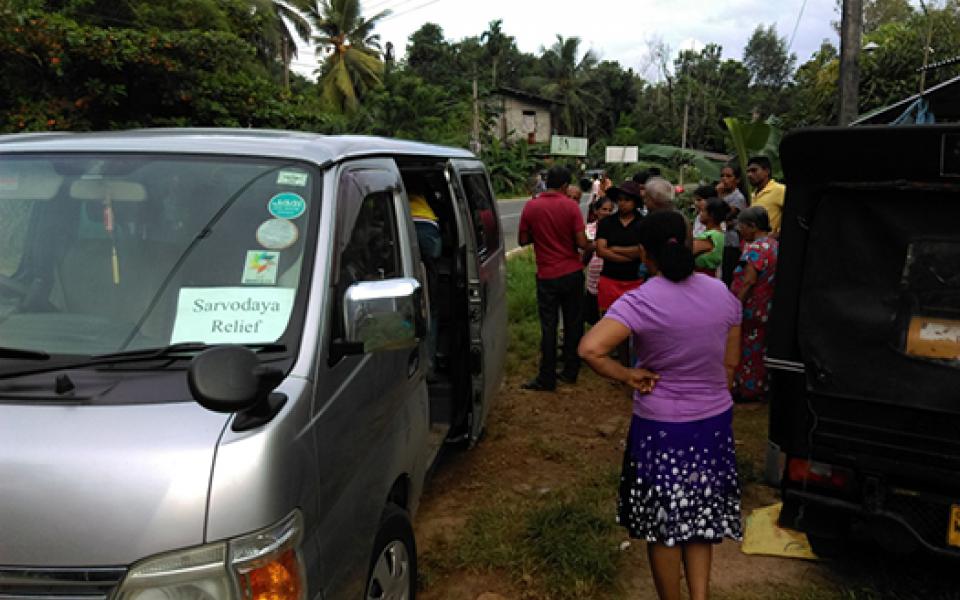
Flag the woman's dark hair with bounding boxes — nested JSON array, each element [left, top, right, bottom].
[[638, 211, 694, 282], [704, 197, 731, 225], [693, 184, 716, 200], [722, 163, 751, 204], [579, 177, 592, 192]]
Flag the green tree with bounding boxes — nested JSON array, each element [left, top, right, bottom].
[[480, 19, 511, 88], [0, 2, 331, 132], [525, 35, 599, 136], [405, 23, 456, 86], [308, 0, 390, 113], [248, 0, 313, 88], [785, 41, 839, 127], [832, 0, 915, 34], [742, 24, 796, 118], [362, 69, 472, 146], [589, 60, 641, 141]]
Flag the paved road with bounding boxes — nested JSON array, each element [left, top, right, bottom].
[[497, 195, 593, 253]]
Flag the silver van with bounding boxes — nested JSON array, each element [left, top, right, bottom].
[[0, 129, 506, 599]]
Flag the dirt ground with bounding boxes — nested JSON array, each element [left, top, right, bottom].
[[413, 371, 839, 600]]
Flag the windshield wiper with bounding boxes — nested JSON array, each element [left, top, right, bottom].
[[93, 342, 286, 363], [0, 343, 286, 379], [0, 347, 50, 360]]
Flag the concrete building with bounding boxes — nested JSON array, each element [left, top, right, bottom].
[[488, 87, 555, 144]]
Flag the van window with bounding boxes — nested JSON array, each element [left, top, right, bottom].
[[339, 190, 401, 285], [0, 154, 319, 356], [0, 198, 35, 277], [461, 173, 499, 261]]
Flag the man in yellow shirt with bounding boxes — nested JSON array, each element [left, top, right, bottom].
[[408, 187, 442, 379], [747, 156, 786, 238]]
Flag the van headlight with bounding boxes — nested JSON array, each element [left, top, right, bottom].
[[115, 510, 305, 600]]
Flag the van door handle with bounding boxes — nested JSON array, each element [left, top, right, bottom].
[[407, 348, 420, 378]]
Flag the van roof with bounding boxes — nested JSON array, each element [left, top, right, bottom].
[[0, 128, 477, 165]]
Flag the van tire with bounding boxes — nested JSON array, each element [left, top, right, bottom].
[[365, 504, 417, 600]]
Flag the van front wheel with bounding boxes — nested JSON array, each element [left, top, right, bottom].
[[365, 505, 417, 600]]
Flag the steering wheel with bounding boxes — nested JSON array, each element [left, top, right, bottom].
[[0, 275, 29, 298]]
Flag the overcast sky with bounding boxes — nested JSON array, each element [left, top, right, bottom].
[[290, 0, 840, 80]]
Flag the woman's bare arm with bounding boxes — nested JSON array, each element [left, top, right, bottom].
[[692, 237, 714, 256], [735, 264, 758, 302], [724, 326, 741, 388], [579, 318, 659, 392]]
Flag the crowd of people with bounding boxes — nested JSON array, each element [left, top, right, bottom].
[[517, 159, 784, 600]]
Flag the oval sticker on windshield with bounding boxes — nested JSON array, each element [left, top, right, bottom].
[[256, 218, 299, 250], [267, 192, 306, 220]]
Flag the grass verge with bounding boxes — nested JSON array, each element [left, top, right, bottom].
[[505, 248, 540, 375], [423, 468, 624, 600]]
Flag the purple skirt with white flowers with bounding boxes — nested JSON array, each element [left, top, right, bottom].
[[617, 409, 743, 546]]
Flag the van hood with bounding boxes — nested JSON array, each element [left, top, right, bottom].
[[0, 372, 229, 567]]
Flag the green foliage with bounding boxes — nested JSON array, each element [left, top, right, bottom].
[[504, 249, 540, 372], [524, 35, 600, 136], [784, 41, 840, 127], [742, 24, 796, 118], [308, 0, 390, 113], [0, 7, 331, 132], [723, 117, 783, 181], [362, 69, 472, 146], [482, 140, 541, 198]]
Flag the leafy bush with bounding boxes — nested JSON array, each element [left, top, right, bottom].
[[481, 139, 542, 197]]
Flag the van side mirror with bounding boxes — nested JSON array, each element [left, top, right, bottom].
[[335, 277, 424, 357], [188, 346, 286, 430]]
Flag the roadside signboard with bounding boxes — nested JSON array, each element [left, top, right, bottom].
[[605, 146, 639, 163], [550, 135, 588, 157]]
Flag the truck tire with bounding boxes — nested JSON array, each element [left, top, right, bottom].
[[365, 504, 417, 600]]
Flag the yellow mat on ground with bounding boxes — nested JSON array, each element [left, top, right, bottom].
[[741, 502, 818, 560]]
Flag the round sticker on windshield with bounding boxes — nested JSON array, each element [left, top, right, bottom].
[[256, 218, 299, 250], [267, 192, 306, 220]]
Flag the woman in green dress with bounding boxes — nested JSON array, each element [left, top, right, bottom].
[[692, 198, 730, 277]]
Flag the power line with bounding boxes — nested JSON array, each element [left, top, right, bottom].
[[378, 0, 446, 23], [787, 0, 809, 53], [365, 0, 425, 16], [364, 0, 413, 13]]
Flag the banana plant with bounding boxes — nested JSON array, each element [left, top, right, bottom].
[[723, 117, 783, 182]]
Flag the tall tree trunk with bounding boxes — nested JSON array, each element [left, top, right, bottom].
[[838, 0, 863, 125], [282, 36, 290, 91]]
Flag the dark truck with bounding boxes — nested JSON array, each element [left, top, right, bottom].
[[769, 125, 960, 556]]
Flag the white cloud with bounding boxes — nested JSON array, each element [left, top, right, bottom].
[[291, 0, 838, 79]]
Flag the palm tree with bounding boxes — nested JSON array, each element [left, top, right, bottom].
[[308, 0, 391, 113], [480, 19, 510, 88], [249, 0, 314, 89], [526, 36, 600, 136]]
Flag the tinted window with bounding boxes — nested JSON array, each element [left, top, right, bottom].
[[0, 197, 34, 277], [461, 173, 499, 261], [340, 191, 401, 284]]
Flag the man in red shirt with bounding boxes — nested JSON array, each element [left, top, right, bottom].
[[518, 165, 590, 391]]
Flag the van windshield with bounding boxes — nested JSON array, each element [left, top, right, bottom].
[[0, 154, 318, 357]]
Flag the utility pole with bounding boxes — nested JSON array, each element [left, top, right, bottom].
[[918, 0, 934, 93], [838, 0, 863, 126], [679, 75, 691, 189], [471, 78, 481, 154]]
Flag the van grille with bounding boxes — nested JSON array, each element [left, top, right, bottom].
[[0, 567, 126, 600]]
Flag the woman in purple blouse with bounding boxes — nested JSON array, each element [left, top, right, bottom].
[[579, 210, 743, 600]]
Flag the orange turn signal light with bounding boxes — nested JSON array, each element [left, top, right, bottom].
[[238, 548, 304, 600]]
